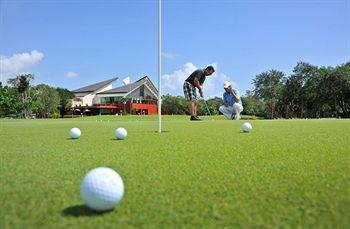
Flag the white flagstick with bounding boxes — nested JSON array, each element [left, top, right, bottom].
[[157, 0, 162, 133]]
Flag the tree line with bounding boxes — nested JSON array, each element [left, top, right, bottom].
[[252, 61, 350, 118], [1, 61, 349, 119], [0, 74, 74, 118], [163, 61, 350, 118]]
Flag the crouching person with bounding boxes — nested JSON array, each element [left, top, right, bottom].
[[219, 81, 243, 120]]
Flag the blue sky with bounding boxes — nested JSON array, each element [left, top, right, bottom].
[[1, 0, 349, 98]]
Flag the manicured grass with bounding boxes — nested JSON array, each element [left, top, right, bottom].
[[1, 116, 349, 228]]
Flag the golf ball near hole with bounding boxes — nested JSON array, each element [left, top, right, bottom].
[[80, 167, 124, 212], [115, 128, 127, 140], [69, 128, 81, 139], [242, 122, 252, 132]]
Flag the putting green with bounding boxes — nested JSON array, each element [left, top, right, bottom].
[[1, 116, 349, 228]]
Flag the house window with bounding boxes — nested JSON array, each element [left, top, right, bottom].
[[140, 85, 145, 97], [101, 97, 113, 104], [74, 97, 83, 102], [113, 96, 123, 103]]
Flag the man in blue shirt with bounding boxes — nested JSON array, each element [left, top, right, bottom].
[[219, 81, 244, 120]]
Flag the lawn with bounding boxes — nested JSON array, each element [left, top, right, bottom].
[[1, 116, 349, 228]]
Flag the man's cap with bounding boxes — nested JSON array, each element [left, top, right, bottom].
[[223, 81, 231, 88]]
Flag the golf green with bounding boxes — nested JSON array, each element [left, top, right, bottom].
[[1, 116, 349, 228]]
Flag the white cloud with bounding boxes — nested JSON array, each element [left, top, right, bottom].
[[0, 50, 44, 83], [66, 71, 78, 78], [162, 62, 240, 99], [162, 63, 197, 95], [162, 62, 197, 92]]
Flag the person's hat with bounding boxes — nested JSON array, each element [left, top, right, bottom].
[[223, 81, 231, 88]]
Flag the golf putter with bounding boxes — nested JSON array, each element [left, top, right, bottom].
[[201, 97, 212, 117]]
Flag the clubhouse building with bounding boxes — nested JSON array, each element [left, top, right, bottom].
[[71, 76, 158, 115]]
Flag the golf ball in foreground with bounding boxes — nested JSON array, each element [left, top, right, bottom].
[[115, 128, 127, 140], [69, 128, 81, 139], [242, 122, 252, 133], [80, 167, 124, 212]]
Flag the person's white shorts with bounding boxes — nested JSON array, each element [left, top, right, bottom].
[[219, 103, 243, 120]]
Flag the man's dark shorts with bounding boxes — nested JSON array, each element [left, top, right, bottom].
[[183, 81, 197, 101]]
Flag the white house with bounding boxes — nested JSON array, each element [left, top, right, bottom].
[[71, 76, 159, 115], [96, 76, 158, 103], [71, 77, 118, 107]]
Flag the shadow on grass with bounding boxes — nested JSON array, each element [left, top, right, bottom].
[[66, 138, 79, 140], [62, 204, 113, 217], [153, 130, 170, 133], [137, 130, 171, 133]]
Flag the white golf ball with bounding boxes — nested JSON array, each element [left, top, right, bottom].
[[242, 122, 252, 133], [69, 128, 81, 139], [115, 128, 127, 140], [80, 167, 124, 212]]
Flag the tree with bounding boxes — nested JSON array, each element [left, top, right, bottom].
[[56, 88, 75, 118], [253, 70, 285, 118], [33, 84, 60, 118], [333, 62, 350, 118], [0, 82, 17, 116], [303, 66, 333, 118], [322, 62, 350, 118], [197, 97, 222, 116], [29, 87, 45, 117], [281, 74, 307, 118], [291, 62, 319, 118], [7, 74, 35, 118], [162, 94, 188, 115], [206, 97, 223, 115], [241, 90, 266, 117], [252, 61, 350, 119]]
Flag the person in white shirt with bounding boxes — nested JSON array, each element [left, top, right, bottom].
[[219, 81, 244, 120]]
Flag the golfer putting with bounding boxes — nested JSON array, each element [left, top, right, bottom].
[[219, 81, 244, 120], [183, 66, 215, 121]]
